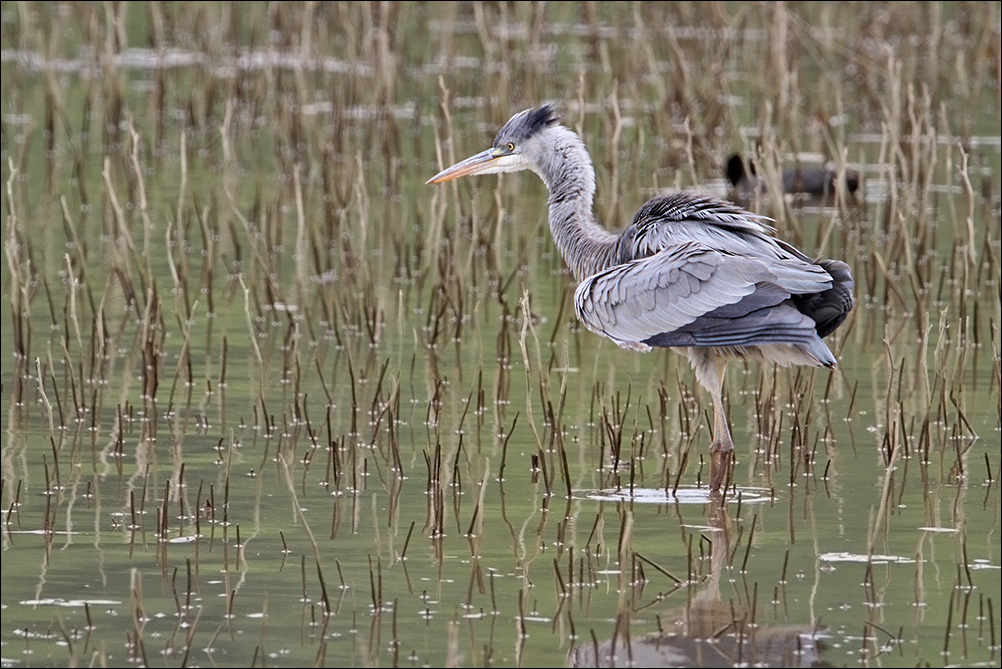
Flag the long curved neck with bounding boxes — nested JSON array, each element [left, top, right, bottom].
[[532, 126, 620, 281]]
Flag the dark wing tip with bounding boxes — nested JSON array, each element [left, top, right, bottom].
[[796, 259, 855, 338]]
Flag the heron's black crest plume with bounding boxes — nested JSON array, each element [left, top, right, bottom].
[[496, 104, 559, 146]]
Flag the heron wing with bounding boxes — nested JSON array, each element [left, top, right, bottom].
[[574, 240, 834, 351], [623, 192, 788, 261]]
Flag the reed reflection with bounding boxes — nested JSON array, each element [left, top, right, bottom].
[[567, 501, 830, 668]]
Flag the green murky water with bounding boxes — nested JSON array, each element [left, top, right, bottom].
[[1, 2, 999, 667]]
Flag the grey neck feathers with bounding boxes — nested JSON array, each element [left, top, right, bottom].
[[533, 126, 620, 282]]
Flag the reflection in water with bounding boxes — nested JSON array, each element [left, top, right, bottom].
[[584, 486, 774, 505], [567, 502, 830, 668]]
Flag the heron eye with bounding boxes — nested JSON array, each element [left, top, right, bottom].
[[506, 142, 515, 152]]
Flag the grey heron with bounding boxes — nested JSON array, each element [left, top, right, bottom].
[[725, 153, 860, 198], [427, 105, 854, 493]]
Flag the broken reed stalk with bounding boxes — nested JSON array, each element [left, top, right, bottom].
[[497, 412, 519, 483], [465, 459, 490, 537], [2, 4, 1000, 666]]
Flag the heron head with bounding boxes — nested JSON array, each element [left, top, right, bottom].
[[427, 105, 560, 184]]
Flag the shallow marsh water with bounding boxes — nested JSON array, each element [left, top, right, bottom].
[[1, 2, 1000, 667]]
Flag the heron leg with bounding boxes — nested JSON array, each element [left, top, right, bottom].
[[687, 349, 735, 492], [695, 354, 733, 493], [707, 378, 734, 493]]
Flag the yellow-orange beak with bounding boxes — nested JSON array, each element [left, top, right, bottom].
[[427, 149, 502, 184]]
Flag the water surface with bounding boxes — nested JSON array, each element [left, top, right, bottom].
[[1, 2, 999, 667]]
